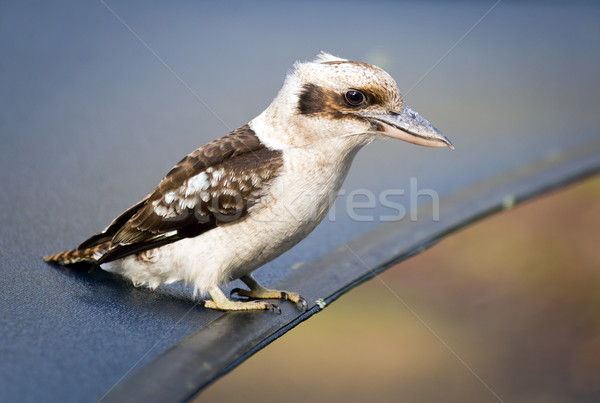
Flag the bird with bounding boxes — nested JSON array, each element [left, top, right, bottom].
[[44, 52, 454, 312]]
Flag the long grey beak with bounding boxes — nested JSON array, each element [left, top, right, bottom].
[[362, 105, 454, 150]]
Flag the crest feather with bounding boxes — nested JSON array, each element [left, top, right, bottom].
[[313, 51, 348, 63]]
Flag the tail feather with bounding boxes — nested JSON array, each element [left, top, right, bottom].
[[43, 242, 109, 265]]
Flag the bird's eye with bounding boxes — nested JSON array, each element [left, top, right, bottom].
[[344, 90, 365, 106]]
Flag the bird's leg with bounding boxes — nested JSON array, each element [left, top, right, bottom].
[[231, 274, 307, 311], [203, 285, 280, 313]]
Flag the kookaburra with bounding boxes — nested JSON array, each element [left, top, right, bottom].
[[44, 52, 453, 312]]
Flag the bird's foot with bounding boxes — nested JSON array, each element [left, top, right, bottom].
[[205, 286, 281, 313], [230, 287, 307, 311], [231, 275, 308, 311], [203, 298, 280, 313]]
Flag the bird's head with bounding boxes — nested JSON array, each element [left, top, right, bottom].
[[252, 52, 454, 152]]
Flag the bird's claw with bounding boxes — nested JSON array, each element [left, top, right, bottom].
[[296, 296, 308, 312], [282, 292, 307, 311], [280, 291, 308, 311], [266, 303, 282, 314]]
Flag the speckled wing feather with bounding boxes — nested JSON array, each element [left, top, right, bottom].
[[79, 124, 283, 265]]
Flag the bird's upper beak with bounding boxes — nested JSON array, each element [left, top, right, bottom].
[[361, 105, 454, 150]]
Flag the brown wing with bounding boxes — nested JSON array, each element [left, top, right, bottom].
[[79, 124, 283, 265]]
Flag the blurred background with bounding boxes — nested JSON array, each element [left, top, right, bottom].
[[1, 1, 599, 402], [202, 176, 600, 402]]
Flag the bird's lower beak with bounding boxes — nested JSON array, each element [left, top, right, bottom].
[[362, 105, 454, 150]]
